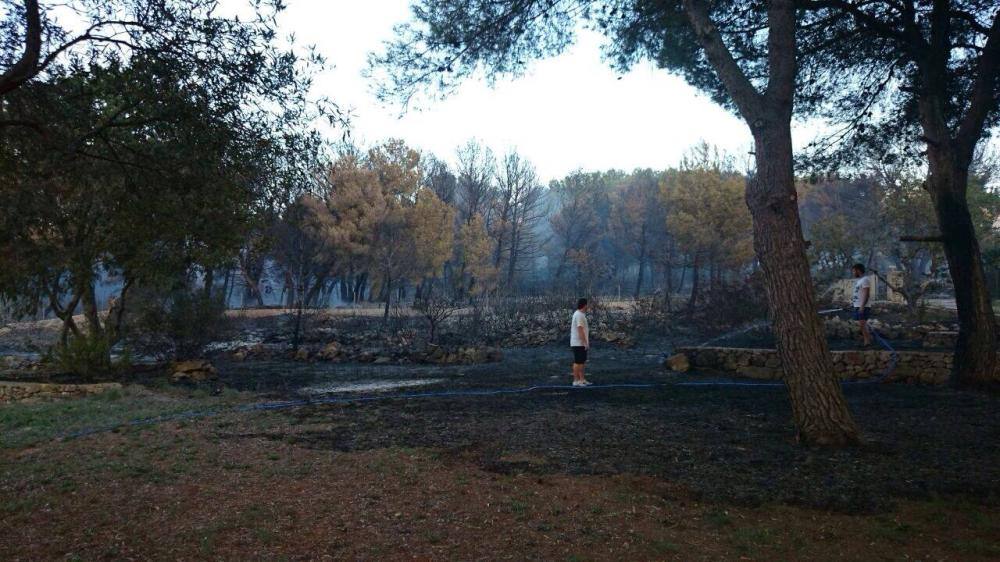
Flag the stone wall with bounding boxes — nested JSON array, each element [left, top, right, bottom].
[[0, 381, 122, 404], [671, 346, 952, 385]]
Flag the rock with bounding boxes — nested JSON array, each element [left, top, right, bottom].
[[317, 342, 341, 360], [373, 356, 392, 364], [170, 360, 218, 383], [739, 366, 781, 380], [294, 348, 311, 361], [664, 353, 690, 372]]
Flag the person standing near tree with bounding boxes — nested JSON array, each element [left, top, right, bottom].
[[570, 298, 591, 387], [851, 264, 873, 347]]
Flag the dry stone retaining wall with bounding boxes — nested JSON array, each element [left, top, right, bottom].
[[0, 381, 122, 404], [673, 346, 952, 384]]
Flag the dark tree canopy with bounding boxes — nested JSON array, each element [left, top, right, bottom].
[[0, 0, 335, 351], [371, 0, 997, 168], [792, 1, 1000, 170], [0, 1, 322, 100], [371, 1, 845, 116]]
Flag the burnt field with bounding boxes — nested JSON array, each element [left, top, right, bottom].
[[2, 305, 1000, 559], [215, 347, 1000, 514], [2, 342, 999, 560]]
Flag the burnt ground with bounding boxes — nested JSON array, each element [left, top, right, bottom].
[[4, 312, 998, 517], [2, 310, 1000, 559], [228, 367, 999, 515], [196, 335, 1000, 515]]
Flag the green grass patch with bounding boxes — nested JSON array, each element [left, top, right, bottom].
[[0, 386, 253, 448]]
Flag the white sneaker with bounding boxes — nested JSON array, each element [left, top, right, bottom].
[[581, 380, 593, 386], [572, 380, 586, 387]]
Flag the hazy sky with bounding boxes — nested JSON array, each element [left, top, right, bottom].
[[278, 0, 763, 182]]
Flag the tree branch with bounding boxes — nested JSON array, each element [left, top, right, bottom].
[[765, 0, 798, 113], [955, 11, 1000, 161], [0, 0, 41, 96], [681, 0, 765, 124], [950, 8, 991, 35], [900, 235, 945, 242], [799, 0, 914, 47], [34, 20, 154, 79]]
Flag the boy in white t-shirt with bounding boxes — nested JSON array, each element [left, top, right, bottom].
[[851, 263, 873, 347], [570, 298, 591, 387]]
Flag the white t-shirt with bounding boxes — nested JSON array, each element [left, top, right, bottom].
[[852, 276, 872, 308], [570, 310, 589, 347]]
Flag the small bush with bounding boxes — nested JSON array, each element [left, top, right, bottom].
[[124, 286, 231, 360], [413, 292, 460, 343], [50, 332, 129, 381]]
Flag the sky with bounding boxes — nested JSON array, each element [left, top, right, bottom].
[[277, 0, 762, 182]]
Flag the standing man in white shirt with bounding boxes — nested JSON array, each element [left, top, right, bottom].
[[851, 263, 873, 347], [570, 298, 591, 387]]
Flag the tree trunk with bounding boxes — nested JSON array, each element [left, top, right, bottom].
[[928, 165, 998, 385], [0, 0, 41, 98], [554, 248, 570, 281], [353, 274, 367, 304], [664, 243, 675, 310], [238, 260, 266, 307], [634, 230, 647, 299], [687, 254, 701, 314], [382, 273, 392, 324], [80, 280, 103, 337], [682, 0, 858, 446], [748, 125, 859, 446], [223, 267, 235, 308], [507, 233, 520, 289], [203, 268, 215, 299], [340, 276, 351, 301], [48, 286, 82, 344]]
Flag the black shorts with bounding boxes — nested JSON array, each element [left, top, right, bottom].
[[571, 346, 588, 364], [853, 307, 871, 321]]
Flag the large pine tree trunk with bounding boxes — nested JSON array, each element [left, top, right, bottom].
[[928, 164, 998, 385], [749, 126, 859, 446], [683, 0, 858, 446]]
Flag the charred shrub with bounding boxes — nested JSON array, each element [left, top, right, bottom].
[[693, 275, 768, 331], [624, 294, 672, 332]]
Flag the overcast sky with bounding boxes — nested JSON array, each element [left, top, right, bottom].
[[274, 0, 777, 182]]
